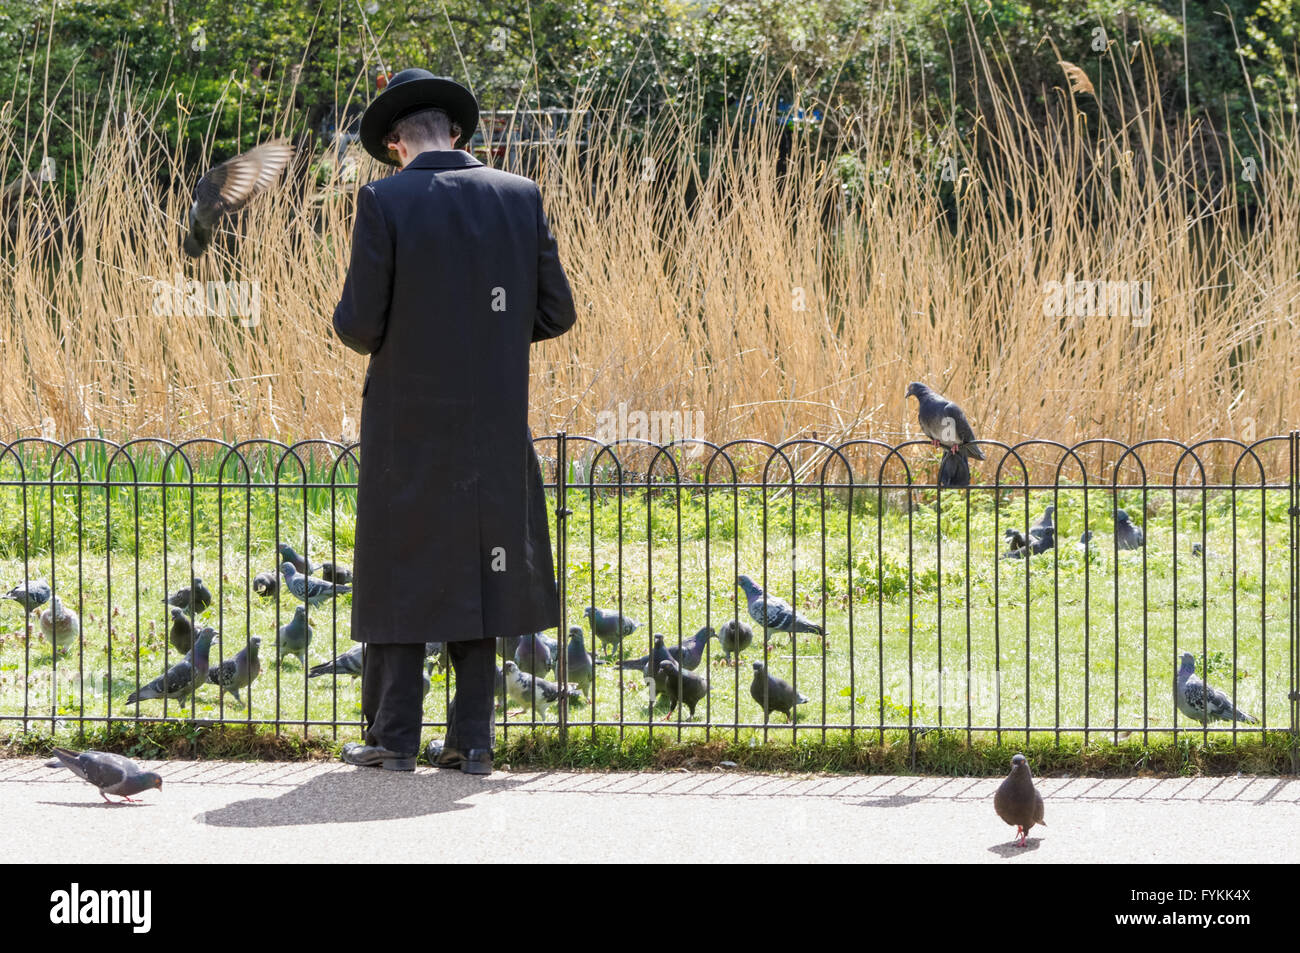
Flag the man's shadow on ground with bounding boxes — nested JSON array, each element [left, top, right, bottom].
[[196, 768, 523, 828]]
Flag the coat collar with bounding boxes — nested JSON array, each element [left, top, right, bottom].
[[402, 149, 484, 171]]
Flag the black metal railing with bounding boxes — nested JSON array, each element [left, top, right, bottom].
[[0, 434, 1295, 768]]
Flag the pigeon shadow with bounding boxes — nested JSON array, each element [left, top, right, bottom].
[[36, 800, 152, 809], [987, 837, 1042, 857], [196, 768, 522, 829], [853, 795, 927, 808]]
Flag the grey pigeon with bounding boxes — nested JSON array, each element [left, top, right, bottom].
[[1191, 541, 1204, 557], [164, 577, 212, 614], [749, 661, 808, 723], [1004, 505, 1055, 559], [422, 659, 435, 699], [276, 542, 315, 575], [280, 562, 351, 606], [207, 635, 262, 707], [514, 632, 555, 676], [276, 605, 313, 666], [319, 562, 353, 585], [1115, 509, 1145, 550], [252, 571, 278, 598], [44, 747, 162, 803], [584, 606, 638, 654], [183, 139, 294, 257], [1175, 651, 1257, 724], [736, 575, 822, 636], [127, 627, 216, 704], [3, 578, 50, 612], [937, 450, 971, 488], [497, 635, 522, 660], [1077, 530, 1093, 553], [665, 626, 714, 671], [618, 633, 673, 700], [40, 595, 80, 653], [308, 643, 363, 679], [565, 625, 598, 696], [425, 640, 447, 671], [168, 605, 197, 654], [905, 381, 985, 461], [658, 658, 708, 719], [993, 753, 1045, 847], [502, 660, 581, 720], [717, 618, 754, 665]]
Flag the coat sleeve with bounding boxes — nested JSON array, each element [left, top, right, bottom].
[[532, 185, 577, 342], [332, 184, 394, 355]]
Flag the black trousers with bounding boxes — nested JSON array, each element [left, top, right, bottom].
[[361, 637, 498, 755]]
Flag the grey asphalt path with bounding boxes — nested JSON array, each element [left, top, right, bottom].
[[2, 757, 1296, 862]]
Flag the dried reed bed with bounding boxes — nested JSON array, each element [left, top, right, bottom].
[[2, 37, 1297, 482]]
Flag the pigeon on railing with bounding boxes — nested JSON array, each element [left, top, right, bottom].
[[905, 382, 985, 460], [44, 748, 163, 803], [1174, 652, 1257, 724], [183, 139, 294, 258], [993, 753, 1045, 848], [749, 661, 808, 723]]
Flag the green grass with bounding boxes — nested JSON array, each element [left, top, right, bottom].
[[0, 441, 1295, 774]]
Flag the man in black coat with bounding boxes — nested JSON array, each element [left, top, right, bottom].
[[332, 70, 577, 774]]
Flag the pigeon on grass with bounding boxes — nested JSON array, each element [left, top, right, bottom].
[[208, 636, 262, 707], [40, 595, 80, 653], [658, 659, 708, 719], [45, 747, 163, 803], [749, 661, 808, 723], [993, 753, 1045, 847], [502, 660, 581, 720], [1004, 506, 1055, 559], [276, 605, 313, 666], [253, 571, 278, 598], [280, 563, 351, 606], [514, 632, 555, 676], [127, 627, 215, 705], [1174, 651, 1257, 724], [308, 643, 363, 679], [1114, 510, 1145, 550], [717, 619, 754, 665], [736, 575, 822, 638], [164, 578, 212, 614], [565, 626, 599, 696], [3, 578, 50, 612], [584, 606, 638, 654]]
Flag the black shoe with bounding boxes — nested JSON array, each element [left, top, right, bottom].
[[425, 740, 493, 775], [341, 742, 416, 772]]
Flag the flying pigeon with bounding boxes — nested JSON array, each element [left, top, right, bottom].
[[280, 562, 351, 606], [1175, 651, 1257, 724], [164, 577, 212, 614], [565, 625, 598, 696], [208, 635, 262, 707], [993, 753, 1045, 847], [501, 660, 581, 720], [127, 627, 216, 704], [937, 450, 971, 488], [717, 618, 754, 665], [168, 605, 198, 654], [1004, 505, 1055, 559], [905, 381, 985, 460], [40, 595, 80, 653], [276, 605, 313, 666], [658, 658, 708, 719], [1115, 509, 1145, 550], [736, 575, 822, 637], [276, 542, 315, 575], [308, 643, 363, 679], [514, 632, 555, 677], [3, 578, 50, 612], [183, 139, 294, 258], [252, 571, 278, 598], [44, 747, 163, 803], [749, 661, 808, 723], [319, 562, 353, 585], [584, 606, 638, 654]]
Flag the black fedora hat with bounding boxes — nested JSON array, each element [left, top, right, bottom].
[[359, 68, 478, 164]]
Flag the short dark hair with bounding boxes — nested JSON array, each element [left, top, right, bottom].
[[385, 107, 462, 147]]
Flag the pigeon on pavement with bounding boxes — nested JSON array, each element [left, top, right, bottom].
[[44, 747, 163, 803], [736, 575, 822, 637], [164, 577, 212, 614], [127, 627, 216, 704], [40, 595, 80, 653], [658, 658, 708, 719], [502, 660, 581, 720], [905, 382, 985, 460], [208, 636, 262, 707], [1175, 651, 1257, 724], [1115, 509, 1145, 550], [168, 606, 197, 654], [3, 578, 50, 612], [280, 562, 351, 606], [308, 643, 363, 679], [584, 606, 638, 654], [717, 618, 754, 665], [514, 632, 555, 676], [276, 605, 313, 666], [1004, 505, 1055, 559], [565, 625, 598, 696], [253, 571, 278, 598], [184, 139, 294, 258], [993, 753, 1046, 847], [749, 661, 808, 723]]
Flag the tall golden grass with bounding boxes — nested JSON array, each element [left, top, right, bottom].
[[2, 33, 1297, 470]]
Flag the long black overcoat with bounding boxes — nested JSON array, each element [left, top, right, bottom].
[[332, 149, 577, 643]]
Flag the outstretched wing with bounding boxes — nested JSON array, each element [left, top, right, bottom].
[[194, 139, 294, 217]]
